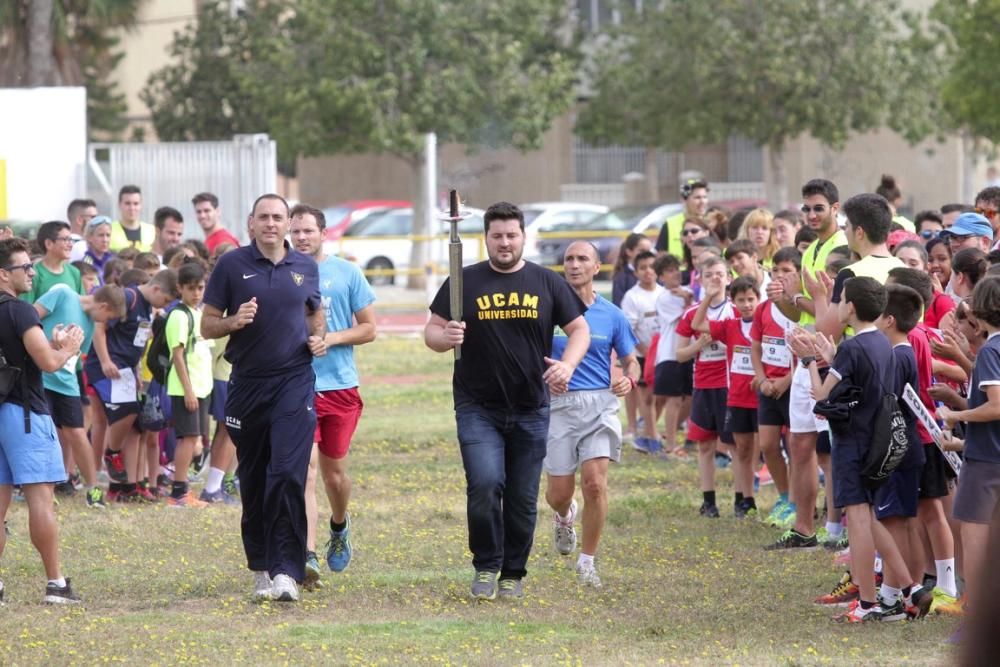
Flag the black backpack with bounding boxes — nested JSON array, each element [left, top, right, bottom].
[[146, 304, 195, 386], [0, 293, 31, 433], [858, 346, 909, 489]]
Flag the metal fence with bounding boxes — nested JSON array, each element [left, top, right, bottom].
[[87, 134, 277, 241]]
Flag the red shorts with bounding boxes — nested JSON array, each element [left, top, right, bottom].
[[313, 388, 363, 459]]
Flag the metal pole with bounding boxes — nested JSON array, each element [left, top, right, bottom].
[[448, 189, 463, 360]]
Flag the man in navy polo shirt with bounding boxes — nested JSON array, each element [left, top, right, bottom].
[[202, 194, 326, 603]]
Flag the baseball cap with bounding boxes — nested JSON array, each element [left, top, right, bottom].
[[940, 212, 993, 241], [886, 229, 920, 251]]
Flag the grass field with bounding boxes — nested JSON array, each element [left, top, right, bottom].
[[0, 336, 959, 665]]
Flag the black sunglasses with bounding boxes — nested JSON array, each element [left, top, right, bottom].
[[800, 205, 828, 214]]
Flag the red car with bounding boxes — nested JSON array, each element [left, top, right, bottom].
[[322, 200, 411, 241]]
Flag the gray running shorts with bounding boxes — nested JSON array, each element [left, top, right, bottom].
[[543, 389, 622, 475]]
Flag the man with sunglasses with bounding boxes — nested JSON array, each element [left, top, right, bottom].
[[973, 187, 1000, 250], [656, 178, 710, 261], [939, 212, 993, 255], [0, 237, 86, 604], [21, 221, 85, 304], [915, 211, 944, 240]]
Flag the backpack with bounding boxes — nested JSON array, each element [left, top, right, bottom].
[[857, 346, 909, 489], [0, 293, 31, 433], [146, 303, 195, 386]]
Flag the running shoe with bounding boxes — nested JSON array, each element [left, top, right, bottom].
[[252, 571, 272, 601], [199, 488, 240, 505], [815, 571, 859, 606], [699, 502, 720, 518], [833, 546, 851, 567], [734, 500, 748, 519], [132, 485, 158, 503], [576, 561, 602, 588], [833, 599, 879, 623], [756, 465, 773, 486], [85, 487, 108, 509], [271, 573, 299, 602], [498, 577, 524, 599], [166, 492, 208, 508], [764, 499, 789, 527], [303, 551, 323, 590], [106, 487, 120, 503], [869, 596, 907, 622], [776, 501, 797, 528], [471, 570, 498, 600], [764, 529, 819, 551], [553, 500, 578, 555], [103, 450, 127, 483], [631, 437, 652, 454], [820, 529, 849, 551], [714, 453, 732, 469], [903, 586, 923, 619], [54, 480, 76, 497], [222, 473, 240, 498], [325, 514, 353, 572], [43, 578, 81, 604], [917, 587, 963, 617]]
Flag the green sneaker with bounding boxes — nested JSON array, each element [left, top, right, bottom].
[[471, 570, 498, 600], [777, 501, 797, 528], [763, 528, 819, 551], [85, 487, 107, 509], [222, 473, 239, 498], [821, 529, 849, 551], [498, 577, 524, 599], [765, 498, 789, 526]]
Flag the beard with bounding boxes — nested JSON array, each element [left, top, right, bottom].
[[488, 245, 523, 270]]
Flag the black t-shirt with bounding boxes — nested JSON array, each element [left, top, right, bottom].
[[124, 226, 141, 243], [892, 344, 926, 470], [0, 294, 49, 414], [430, 261, 586, 410]]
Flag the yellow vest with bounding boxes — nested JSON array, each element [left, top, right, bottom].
[[660, 212, 687, 262], [841, 254, 904, 336], [893, 214, 915, 233], [798, 230, 847, 326], [109, 220, 156, 253]]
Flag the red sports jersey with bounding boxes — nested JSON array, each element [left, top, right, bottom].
[[924, 292, 955, 330], [677, 301, 734, 390], [709, 317, 757, 408], [750, 301, 796, 379], [909, 324, 938, 444]]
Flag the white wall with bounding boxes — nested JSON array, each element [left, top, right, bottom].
[[0, 87, 87, 221]]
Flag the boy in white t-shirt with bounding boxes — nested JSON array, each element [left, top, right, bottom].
[[620, 251, 666, 453], [652, 254, 694, 455]]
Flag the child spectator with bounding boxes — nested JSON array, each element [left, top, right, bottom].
[[653, 254, 693, 456], [620, 251, 665, 453], [725, 238, 771, 297]]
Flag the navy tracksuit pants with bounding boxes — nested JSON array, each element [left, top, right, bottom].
[[225, 368, 316, 583]]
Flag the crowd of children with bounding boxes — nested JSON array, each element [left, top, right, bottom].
[[612, 176, 1000, 634]]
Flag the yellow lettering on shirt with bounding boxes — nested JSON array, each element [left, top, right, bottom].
[[475, 292, 540, 321]]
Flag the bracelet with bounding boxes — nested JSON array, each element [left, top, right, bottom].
[[799, 356, 815, 367]]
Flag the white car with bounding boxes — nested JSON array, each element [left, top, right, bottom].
[[328, 207, 487, 285], [519, 202, 608, 262]]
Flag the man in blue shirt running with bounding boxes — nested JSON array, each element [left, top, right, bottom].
[[202, 194, 326, 603], [544, 241, 640, 588], [289, 204, 377, 589]]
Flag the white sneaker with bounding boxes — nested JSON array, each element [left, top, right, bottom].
[[271, 573, 299, 602], [253, 571, 272, 601], [553, 499, 578, 555], [576, 560, 602, 588]]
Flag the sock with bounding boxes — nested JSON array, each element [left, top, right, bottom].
[[922, 572, 937, 589], [171, 481, 188, 499], [902, 584, 913, 598], [330, 517, 347, 533], [123, 482, 136, 494], [859, 599, 875, 610], [205, 467, 225, 494], [825, 521, 843, 538], [48, 577, 66, 589], [935, 558, 958, 597], [880, 583, 901, 604], [577, 553, 594, 569], [778, 492, 789, 503], [734, 492, 744, 506], [744, 497, 757, 509], [703, 491, 716, 506]]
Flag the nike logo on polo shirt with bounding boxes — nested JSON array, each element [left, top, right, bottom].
[[243, 273, 256, 279]]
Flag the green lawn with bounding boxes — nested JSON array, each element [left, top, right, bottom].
[[0, 337, 958, 665]]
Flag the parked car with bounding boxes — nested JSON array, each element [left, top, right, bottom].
[[330, 207, 486, 285], [518, 202, 608, 262], [321, 199, 410, 241], [537, 203, 683, 274]]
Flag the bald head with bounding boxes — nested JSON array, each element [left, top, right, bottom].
[[565, 240, 600, 263], [563, 240, 601, 288]]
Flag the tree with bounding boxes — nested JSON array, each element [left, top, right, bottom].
[[143, 0, 581, 288], [577, 0, 932, 209], [0, 0, 145, 138]]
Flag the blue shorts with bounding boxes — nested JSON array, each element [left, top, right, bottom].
[[91, 376, 140, 424], [210, 379, 228, 422], [831, 438, 873, 509], [0, 403, 66, 486], [874, 466, 921, 520]]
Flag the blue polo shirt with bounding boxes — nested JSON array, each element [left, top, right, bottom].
[[84, 285, 152, 381], [552, 294, 637, 391], [313, 255, 376, 392], [203, 240, 321, 379]]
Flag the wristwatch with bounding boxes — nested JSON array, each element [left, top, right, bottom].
[[799, 356, 815, 367]]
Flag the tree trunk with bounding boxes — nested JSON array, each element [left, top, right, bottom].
[[407, 154, 429, 290], [961, 130, 978, 206], [644, 145, 659, 202], [26, 0, 55, 86], [765, 143, 788, 212]]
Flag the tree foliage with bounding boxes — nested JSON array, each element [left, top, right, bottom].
[[577, 0, 939, 157], [0, 0, 143, 138]]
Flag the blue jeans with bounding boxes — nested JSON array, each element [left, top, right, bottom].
[[456, 403, 550, 580]]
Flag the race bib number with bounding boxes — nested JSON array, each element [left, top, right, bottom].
[[762, 335, 792, 367], [133, 320, 152, 348], [731, 345, 754, 376], [699, 341, 726, 363]]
